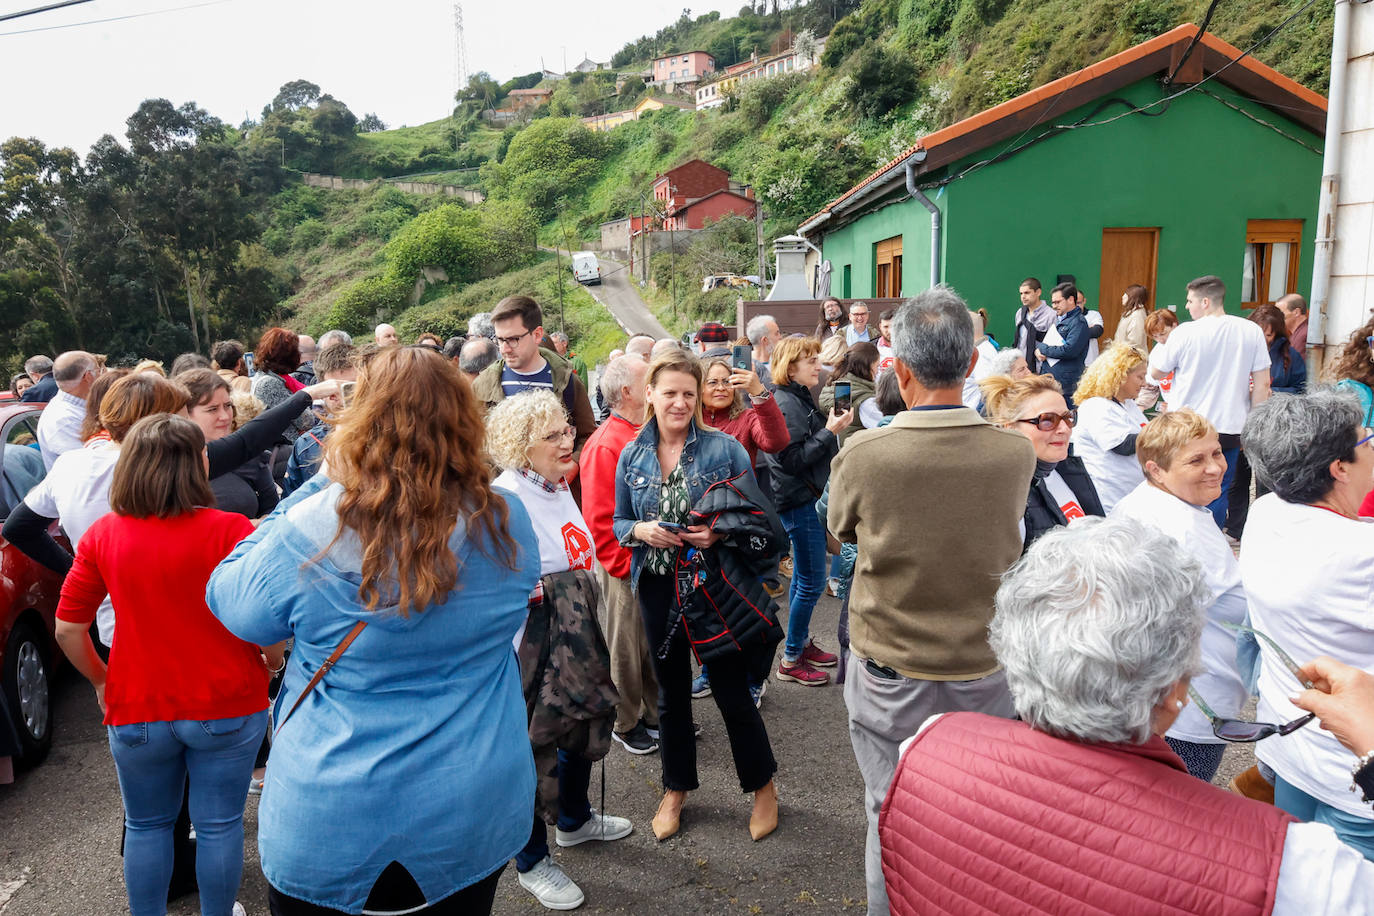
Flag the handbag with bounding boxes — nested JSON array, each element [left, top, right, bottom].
[[274, 620, 367, 736]]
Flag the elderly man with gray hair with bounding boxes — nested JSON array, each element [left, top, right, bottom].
[[457, 337, 499, 382], [745, 313, 780, 392], [578, 355, 661, 754], [20, 355, 56, 403], [879, 517, 1374, 913], [37, 350, 99, 469], [828, 286, 1035, 915]]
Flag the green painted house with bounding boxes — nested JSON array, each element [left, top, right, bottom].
[[798, 24, 1327, 341]]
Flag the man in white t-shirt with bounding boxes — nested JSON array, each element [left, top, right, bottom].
[[1148, 275, 1271, 527], [36, 350, 97, 469], [874, 309, 896, 375], [1075, 289, 1105, 367]]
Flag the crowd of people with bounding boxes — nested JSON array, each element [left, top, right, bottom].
[[3, 273, 1374, 916]]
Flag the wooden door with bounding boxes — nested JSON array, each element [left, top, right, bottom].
[[1098, 228, 1159, 339]]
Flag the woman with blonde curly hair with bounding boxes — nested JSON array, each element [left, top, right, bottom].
[[1070, 343, 1149, 512], [207, 346, 541, 916], [982, 372, 1103, 549], [484, 390, 627, 911]]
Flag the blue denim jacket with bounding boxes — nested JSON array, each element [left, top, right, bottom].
[[613, 418, 753, 591], [207, 475, 539, 911]]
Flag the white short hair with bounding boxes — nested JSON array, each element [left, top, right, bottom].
[[990, 517, 1207, 745], [745, 314, 777, 346]]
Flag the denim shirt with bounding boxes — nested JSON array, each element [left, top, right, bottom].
[[613, 417, 754, 591], [206, 475, 539, 911]]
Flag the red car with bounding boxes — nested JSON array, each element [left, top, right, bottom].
[[0, 402, 65, 768]]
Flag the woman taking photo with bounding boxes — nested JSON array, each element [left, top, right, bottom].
[[763, 337, 851, 686], [54, 413, 276, 916], [485, 390, 628, 912], [700, 356, 788, 466], [982, 373, 1103, 549], [1110, 410, 1247, 781], [207, 347, 540, 914], [1241, 390, 1374, 859], [613, 350, 779, 843], [819, 341, 882, 444], [1115, 284, 1149, 352], [1331, 316, 1374, 427], [1070, 344, 1148, 513]]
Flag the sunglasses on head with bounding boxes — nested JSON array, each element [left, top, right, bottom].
[[1016, 410, 1077, 432], [1188, 624, 1317, 743]]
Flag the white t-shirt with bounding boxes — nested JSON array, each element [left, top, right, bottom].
[[24, 441, 120, 643], [1084, 309, 1104, 366], [1110, 482, 1248, 743], [1147, 313, 1269, 434], [36, 390, 87, 470], [970, 339, 999, 382], [1072, 397, 1147, 513], [1241, 493, 1374, 817], [875, 342, 895, 376]]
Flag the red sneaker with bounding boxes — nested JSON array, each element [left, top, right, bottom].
[[776, 659, 830, 686], [801, 640, 838, 668]]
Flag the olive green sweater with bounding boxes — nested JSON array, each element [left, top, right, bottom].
[[828, 407, 1035, 680]]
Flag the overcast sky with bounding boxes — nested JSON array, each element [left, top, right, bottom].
[[1, 0, 732, 156]]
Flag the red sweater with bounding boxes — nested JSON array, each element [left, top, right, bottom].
[[702, 396, 789, 466], [56, 508, 267, 726], [579, 413, 639, 579]]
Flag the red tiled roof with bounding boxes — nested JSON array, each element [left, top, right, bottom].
[[798, 24, 1327, 233]]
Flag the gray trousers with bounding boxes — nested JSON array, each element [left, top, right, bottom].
[[844, 656, 1014, 916], [598, 566, 660, 734]]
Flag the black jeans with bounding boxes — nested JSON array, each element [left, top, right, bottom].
[[1225, 448, 1269, 538], [638, 572, 777, 794], [267, 864, 503, 915]]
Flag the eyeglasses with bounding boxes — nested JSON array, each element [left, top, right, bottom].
[[1357, 428, 1374, 451], [1016, 410, 1077, 431], [1365, 336, 1374, 348], [541, 426, 575, 444], [1188, 624, 1316, 742], [703, 379, 734, 389], [495, 329, 535, 349]]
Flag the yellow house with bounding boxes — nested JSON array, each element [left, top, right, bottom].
[[582, 95, 693, 132]]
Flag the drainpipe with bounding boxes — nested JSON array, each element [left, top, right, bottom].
[[1307, 0, 1354, 374], [904, 152, 941, 288]]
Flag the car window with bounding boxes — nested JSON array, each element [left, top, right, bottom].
[[1, 415, 47, 519]]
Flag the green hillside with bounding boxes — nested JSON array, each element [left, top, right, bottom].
[[0, 0, 1335, 373]]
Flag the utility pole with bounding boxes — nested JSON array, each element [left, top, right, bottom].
[[753, 191, 767, 296]]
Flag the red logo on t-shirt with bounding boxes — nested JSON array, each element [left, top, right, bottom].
[[1061, 501, 1086, 521], [562, 523, 595, 571]]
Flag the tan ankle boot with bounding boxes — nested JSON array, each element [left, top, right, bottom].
[[749, 780, 778, 841], [1227, 765, 1275, 805]]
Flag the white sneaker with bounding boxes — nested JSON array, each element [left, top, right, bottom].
[[555, 810, 633, 847], [231, 903, 246, 916], [517, 856, 585, 910]]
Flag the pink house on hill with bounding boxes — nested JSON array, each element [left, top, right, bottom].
[[652, 51, 715, 85]]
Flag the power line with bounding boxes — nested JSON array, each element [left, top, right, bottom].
[[0, 0, 234, 37], [0, 0, 93, 24]]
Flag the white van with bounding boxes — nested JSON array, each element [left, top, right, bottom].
[[571, 251, 601, 285]]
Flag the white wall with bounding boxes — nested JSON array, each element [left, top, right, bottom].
[[1326, 2, 1374, 346]]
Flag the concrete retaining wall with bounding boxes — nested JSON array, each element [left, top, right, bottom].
[[302, 173, 484, 205]]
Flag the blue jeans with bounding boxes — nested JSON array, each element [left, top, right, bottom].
[[1206, 446, 1239, 528], [514, 750, 593, 873], [107, 711, 267, 916], [1275, 775, 1374, 861], [780, 501, 826, 662]]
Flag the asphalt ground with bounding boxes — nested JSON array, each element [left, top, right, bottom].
[[0, 587, 1254, 916]]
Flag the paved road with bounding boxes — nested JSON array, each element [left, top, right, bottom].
[[582, 255, 672, 341], [0, 595, 869, 915], [0, 587, 1255, 916]]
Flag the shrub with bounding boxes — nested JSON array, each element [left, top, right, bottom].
[[260, 226, 290, 255], [320, 275, 412, 336], [292, 218, 327, 249], [845, 42, 919, 119]]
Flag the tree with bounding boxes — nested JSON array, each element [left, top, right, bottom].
[[359, 113, 387, 132], [271, 79, 322, 113]]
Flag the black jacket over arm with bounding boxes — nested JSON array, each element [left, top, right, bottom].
[[762, 381, 838, 514], [1022, 454, 1105, 551]]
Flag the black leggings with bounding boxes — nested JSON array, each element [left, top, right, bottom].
[[267, 864, 504, 915], [638, 572, 776, 793]]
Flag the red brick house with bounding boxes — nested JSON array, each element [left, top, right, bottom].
[[652, 159, 730, 208], [663, 188, 758, 230]]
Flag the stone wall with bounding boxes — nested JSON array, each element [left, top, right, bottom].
[[301, 173, 484, 205]]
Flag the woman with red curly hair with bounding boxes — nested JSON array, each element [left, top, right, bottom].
[[249, 327, 316, 480]]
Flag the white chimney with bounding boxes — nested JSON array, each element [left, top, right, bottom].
[[766, 234, 815, 300]]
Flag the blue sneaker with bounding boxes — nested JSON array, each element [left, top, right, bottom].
[[750, 681, 766, 709], [691, 672, 711, 699]]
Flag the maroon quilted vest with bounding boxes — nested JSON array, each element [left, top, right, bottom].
[[880, 712, 1295, 915]]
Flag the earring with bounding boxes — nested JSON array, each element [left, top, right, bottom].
[[1175, 700, 1185, 710]]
